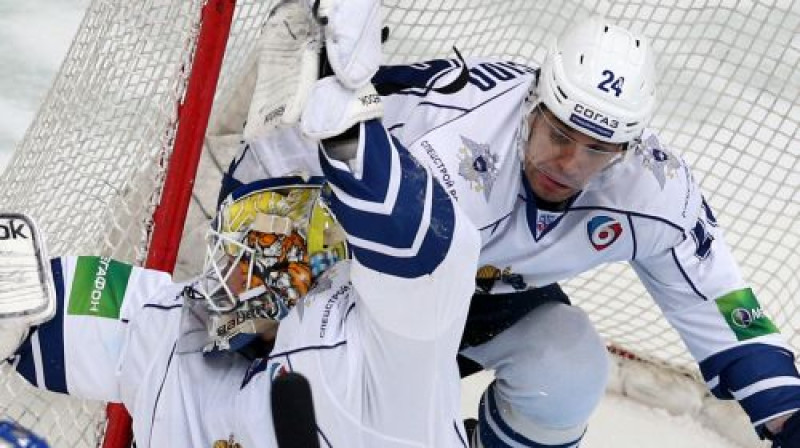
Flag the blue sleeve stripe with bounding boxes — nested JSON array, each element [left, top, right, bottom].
[[348, 176, 455, 277], [322, 121, 435, 250], [737, 384, 800, 425], [16, 258, 68, 393], [700, 343, 795, 384], [321, 121, 396, 209], [373, 59, 459, 91], [732, 377, 800, 402], [331, 168, 429, 255], [701, 343, 800, 419]]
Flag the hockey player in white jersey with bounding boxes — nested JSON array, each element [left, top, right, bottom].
[[224, 9, 800, 448], [0, 4, 482, 447]]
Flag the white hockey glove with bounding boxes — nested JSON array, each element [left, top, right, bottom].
[[300, 76, 383, 141], [0, 213, 55, 361], [243, 0, 320, 142], [312, 0, 383, 89]]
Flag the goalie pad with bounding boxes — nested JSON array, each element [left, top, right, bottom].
[[300, 76, 383, 140], [243, 1, 321, 142], [0, 213, 55, 360], [314, 0, 383, 89]]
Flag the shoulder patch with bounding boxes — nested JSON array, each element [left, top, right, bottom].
[[458, 135, 499, 200], [636, 134, 682, 190], [715, 288, 779, 341], [67, 256, 132, 319]]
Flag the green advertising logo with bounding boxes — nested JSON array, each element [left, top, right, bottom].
[[715, 288, 778, 341], [67, 256, 132, 319]]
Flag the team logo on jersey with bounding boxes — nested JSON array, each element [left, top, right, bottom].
[[637, 134, 681, 190], [587, 216, 622, 251], [212, 434, 242, 448], [535, 210, 561, 238], [458, 136, 498, 200], [476, 265, 501, 292], [475, 265, 527, 292]]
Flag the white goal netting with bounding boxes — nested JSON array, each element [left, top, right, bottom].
[[0, 1, 797, 447]]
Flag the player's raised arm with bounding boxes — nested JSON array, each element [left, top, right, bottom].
[[0, 213, 178, 406]]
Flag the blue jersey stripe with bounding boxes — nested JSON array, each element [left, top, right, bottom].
[[738, 383, 800, 424], [323, 157, 427, 248], [320, 121, 394, 204], [348, 177, 455, 277], [701, 344, 798, 398], [16, 258, 68, 393], [373, 58, 460, 93]]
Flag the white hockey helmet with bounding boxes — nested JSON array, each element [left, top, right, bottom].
[[537, 16, 657, 144], [198, 176, 348, 353]]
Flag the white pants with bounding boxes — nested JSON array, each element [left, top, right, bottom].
[[461, 302, 609, 446]]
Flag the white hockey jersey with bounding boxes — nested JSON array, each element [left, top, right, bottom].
[[10, 121, 480, 447], [215, 57, 800, 429], [371, 57, 800, 428]]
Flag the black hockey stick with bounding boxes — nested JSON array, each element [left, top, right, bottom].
[[271, 372, 320, 448]]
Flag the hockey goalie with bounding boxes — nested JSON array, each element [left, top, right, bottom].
[[0, 1, 482, 446]]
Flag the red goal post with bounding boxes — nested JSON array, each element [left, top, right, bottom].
[[0, 1, 797, 447]]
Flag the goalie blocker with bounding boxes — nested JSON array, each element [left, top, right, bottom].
[[0, 213, 55, 361], [244, 0, 382, 142]]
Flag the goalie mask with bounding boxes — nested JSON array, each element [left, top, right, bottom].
[[198, 176, 348, 353]]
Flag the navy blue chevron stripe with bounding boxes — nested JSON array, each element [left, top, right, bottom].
[[16, 258, 68, 393], [320, 120, 393, 204], [347, 177, 454, 277], [373, 58, 459, 93], [322, 135, 431, 249], [738, 383, 800, 424], [700, 343, 796, 398], [320, 120, 455, 277]]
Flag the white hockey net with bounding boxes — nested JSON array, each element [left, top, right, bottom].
[[0, 0, 797, 447]]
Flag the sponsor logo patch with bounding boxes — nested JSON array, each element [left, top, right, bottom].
[[569, 113, 614, 139], [715, 288, 779, 341], [420, 140, 458, 200], [637, 134, 681, 190], [586, 216, 623, 251], [457, 136, 498, 200], [67, 256, 132, 319]]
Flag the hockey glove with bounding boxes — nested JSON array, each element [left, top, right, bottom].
[[0, 213, 55, 361], [769, 412, 800, 448], [312, 0, 382, 89], [301, 77, 383, 141], [244, 0, 320, 141]]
